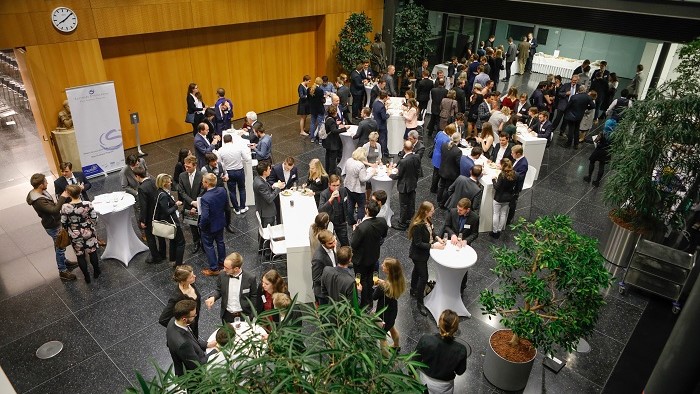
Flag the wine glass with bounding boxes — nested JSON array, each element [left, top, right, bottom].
[[234, 316, 241, 329], [373, 271, 379, 285], [355, 274, 361, 285]]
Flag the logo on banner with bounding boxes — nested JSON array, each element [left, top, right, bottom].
[[99, 129, 123, 151], [89, 89, 95, 95]]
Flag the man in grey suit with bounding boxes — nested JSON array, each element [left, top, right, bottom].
[[178, 155, 203, 253], [205, 252, 258, 322], [253, 162, 285, 254], [166, 299, 213, 376], [321, 246, 360, 303], [311, 230, 337, 305], [445, 165, 483, 210], [384, 65, 398, 97], [503, 37, 517, 82]]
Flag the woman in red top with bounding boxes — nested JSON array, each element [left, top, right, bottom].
[[501, 87, 518, 112], [257, 269, 288, 325]]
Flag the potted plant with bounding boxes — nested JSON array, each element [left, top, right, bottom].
[[127, 298, 425, 393], [479, 215, 612, 391], [336, 12, 373, 74], [392, 1, 432, 82], [601, 37, 700, 266]]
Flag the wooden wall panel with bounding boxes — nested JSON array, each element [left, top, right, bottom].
[[93, 3, 194, 38]]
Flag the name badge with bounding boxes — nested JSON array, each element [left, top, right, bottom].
[[343, 197, 348, 202], [242, 289, 250, 294], [464, 224, 471, 229], [291, 174, 296, 179], [261, 294, 266, 303]]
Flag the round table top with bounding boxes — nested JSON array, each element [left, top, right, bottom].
[[206, 322, 267, 354], [430, 242, 477, 269], [92, 192, 135, 214]]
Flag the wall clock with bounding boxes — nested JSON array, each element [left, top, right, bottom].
[[51, 7, 78, 33]]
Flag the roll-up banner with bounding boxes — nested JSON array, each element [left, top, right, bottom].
[[65, 81, 124, 178]]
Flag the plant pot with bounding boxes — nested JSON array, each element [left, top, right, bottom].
[[600, 217, 641, 268], [483, 329, 537, 391]]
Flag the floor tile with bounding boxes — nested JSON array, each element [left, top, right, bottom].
[[0, 256, 45, 301], [0, 285, 70, 348], [105, 323, 173, 385], [0, 234, 25, 264], [26, 352, 130, 394], [0, 203, 41, 233], [6, 222, 54, 256]]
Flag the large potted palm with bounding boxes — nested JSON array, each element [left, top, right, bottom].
[[479, 215, 612, 391], [336, 12, 373, 74], [600, 37, 700, 267]]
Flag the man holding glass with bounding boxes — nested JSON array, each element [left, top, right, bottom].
[[205, 252, 258, 323], [443, 198, 479, 293]]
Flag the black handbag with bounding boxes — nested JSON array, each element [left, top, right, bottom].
[[185, 112, 195, 124]]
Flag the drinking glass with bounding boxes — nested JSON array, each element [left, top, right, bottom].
[[234, 316, 241, 329], [373, 271, 379, 285], [355, 274, 361, 285]]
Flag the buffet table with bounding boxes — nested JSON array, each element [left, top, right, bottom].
[[532, 53, 584, 78], [385, 97, 407, 155], [515, 124, 547, 180], [424, 243, 477, 321], [92, 192, 149, 266], [279, 191, 317, 304], [339, 125, 358, 175]]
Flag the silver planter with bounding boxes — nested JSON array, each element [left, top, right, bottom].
[[483, 330, 537, 391], [599, 218, 641, 268]]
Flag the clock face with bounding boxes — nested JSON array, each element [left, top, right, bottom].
[[51, 7, 78, 33]]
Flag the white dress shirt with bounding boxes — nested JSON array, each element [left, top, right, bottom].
[[226, 273, 243, 313], [323, 245, 336, 266], [217, 137, 252, 171]]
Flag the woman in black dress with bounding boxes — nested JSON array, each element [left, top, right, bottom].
[[297, 75, 311, 136], [186, 83, 204, 135], [491, 158, 518, 239], [158, 264, 202, 339], [408, 201, 445, 315], [155, 174, 186, 266], [373, 257, 406, 352]]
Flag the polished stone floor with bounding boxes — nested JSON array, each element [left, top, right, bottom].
[[0, 72, 666, 393]]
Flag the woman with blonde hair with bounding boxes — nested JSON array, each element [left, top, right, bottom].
[[362, 131, 383, 165], [416, 309, 468, 393], [307, 158, 329, 205], [491, 158, 518, 239], [439, 90, 459, 131], [373, 257, 406, 351], [155, 173, 186, 266], [401, 98, 419, 140], [408, 201, 445, 314], [307, 76, 325, 143], [158, 265, 202, 338], [345, 147, 376, 225]]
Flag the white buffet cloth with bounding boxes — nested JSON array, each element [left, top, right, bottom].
[[424, 242, 477, 322], [206, 321, 267, 361], [385, 97, 408, 155], [459, 146, 502, 233], [364, 82, 376, 108], [369, 165, 397, 227], [515, 123, 546, 180], [339, 125, 358, 175], [280, 191, 317, 303], [92, 192, 149, 266], [532, 53, 590, 78]]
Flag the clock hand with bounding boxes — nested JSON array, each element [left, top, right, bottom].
[[59, 12, 74, 24]]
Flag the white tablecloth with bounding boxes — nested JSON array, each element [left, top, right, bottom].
[[92, 192, 149, 266], [339, 125, 358, 175], [532, 53, 583, 78], [206, 322, 267, 363], [364, 83, 375, 108], [515, 124, 546, 180], [386, 97, 406, 155], [280, 192, 318, 304], [424, 243, 477, 321], [369, 166, 397, 226]]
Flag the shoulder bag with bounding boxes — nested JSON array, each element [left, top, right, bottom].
[[55, 227, 71, 248], [152, 192, 176, 239]]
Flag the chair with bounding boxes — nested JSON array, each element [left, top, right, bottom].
[[265, 237, 288, 271], [521, 165, 537, 219], [255, 211, 284, 262]]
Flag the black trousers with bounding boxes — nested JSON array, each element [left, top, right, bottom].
[[505, 61, 513, 80], [351, 93, 363, 118], [356, 265, 374, 309], [398, 191, 416, 227], [144, 223, 163, 260], [334, 221, 349, 247], [436, 176, 456, 207], [426, 113, 438, 137], [507, 193, 520, 225], [418, 100, 429, 121], [588, 159, 606, 182], [169, 227, 186, 265], [565, 119, 581, 147], [430, 167, 440, 193], [188, 224, 200, 244], [325, 149, 340, 176], [552, 109, 565, 131], [411, 258, 429, 302]]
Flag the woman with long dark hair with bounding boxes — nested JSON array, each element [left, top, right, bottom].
[[408, 201, 445, 315], [307, 77, 325, 143], [491, 158, 518, 239], [186, 83, 205, 135], [298, 75, 311, 136], [158, 265, 202, 338], [60, 185, 100, 283]]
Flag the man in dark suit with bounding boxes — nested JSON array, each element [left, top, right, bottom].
[[554, 74, 579, 133], [427, 79, 448, 137], [319, 174, 351, 246], [447, 56, 459, 83], [533, 111, 553, 142], [321, 246, 359, 303], [526, 32, 538, 73], [352, 107, 377, 147], [336, 77, 352, 124], [199, 174, 228, 276], [134, 167, 163, 264], [267, 156, 299, 220], [371, 91, 390, 156], [507, 145, 530, 225], [178, 155, 204, 254], [369, 78, 385, 107], [54, 161, 91, 201], [349, 63, 365, 119], [414, 59, 430, 82], [205, 252, 258, 322], [460, 146, 482, 177], [254, 162, 285, 255], [530, 82, 547, 111], [399, 130, 425, 177], [453, 78, 468, 114], [446, 165, 483, 210], [443, 198, 480, 292], [490, 134, 514, 163], [415, 70, 434, 121], [350, 200, 388, 308], [390, 141, 421, 230], [311, 230, 337, 305], [194, 123, 220, 170], [563, 86, 594, 149], [167, 300, 212, 376]]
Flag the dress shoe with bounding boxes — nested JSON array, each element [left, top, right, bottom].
[[417, 302, 428, 316], [93, 268, 101, 279], [592, 180, 601, 187], [202, 268, 221, 277], [583, 176, 591, 183], [501, 78, 509, 82], [191, 243, 201, 254], [409, 290, 417, 298], [65, 260, 79, 270], [225, 225, 235, 234], [146, 256, 164, 264], [97, 239, 107, 247], [59, 271, 77, 281]]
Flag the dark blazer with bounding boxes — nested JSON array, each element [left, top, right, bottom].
[[166, 318, 207, 376], [370, 84, 381, 107], [137, 178, 158, 225], [446, 175, 483, 210], [307, 87, 325, 115], [186, 94, 203, 115], [443, 209, 479, 244], [439, 144, 462, 181], [350, 70, 364, 95], [319, 187, 351, 225], [353, 118, 378, 147], [267, 163, 298, 190], [460, 156, 474, 178], [516, 100, 530, 121], [371, 99, 389, 131], [321, 265, 356, 302], [493, 173, 518, 203], [156, 188, 181, 225], [535, 120, 553, 140], [565, 93, 595, 123], [513, 157, 529, 192], [254, 175, 280, 219], [390, 152, 420, 193], [199, 187, 227, 233], [416, 78, 434, 102], [430, 87, 448, 114], [211, 270, 258, 318], [312, 245, 336, 299], [556, 83, 576, 111], [322, 116, 343, 150], [178, 170, 203, 210], [530, 89, 546, 111], [409, 222, 433, 262], [193, 133, 215, 170], [307, 175, 329, 205], [158, 284, 202, 337], [454, 86, 467, 114], [350, 216, 389, 269], [490, 143, 514, 163], [337, 85, 351, 107], [54, 171, 91, 200]]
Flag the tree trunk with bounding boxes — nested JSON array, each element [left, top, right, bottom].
[[509, 332, 520, 346]]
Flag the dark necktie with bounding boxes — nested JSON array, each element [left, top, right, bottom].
[[459, 216, 466, 230], [230, 275, 240, 280]]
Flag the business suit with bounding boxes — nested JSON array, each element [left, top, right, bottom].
[[516, 101, 530, 122], [553, 82, 578, 130], [54, 172, 91, 201], [319, 188, 351, 246], [337, 85, 352, 124], [350, 69, 364, 118], [428, 86, 448, 135], [178, 170, 203, 247], [371, 99, 390, 156], [454, 85, 467, 114], [137, 178, 162, 260], [535, 120, 553, 142], [254, 175, 280, 233], [199, 187, 228, 270], [409, 222, 434, 301], [415, 77, 434, 120], [211, 270, 258, 321], [321, 265, 356, 303], [311, 245, 336, 304], [166, 318, 207, 376], [446, 175, 483, 211], [490, 143, 514, 163], [437, 144, 462, 206], [369, 84, 381, 107], [323, 116, 344, 175], [507, 157, 529, 225], [194, 133, 216, 170], [564, 93, 594, 148], [384, 74, 397, 97], [504, 42, 517, 80], [353, 118, 378, 147], [159, 284, 202, 338], [397, 140, 426, 177], [517, 40, 530, 73], [350, 216, 388, 308], [267, 162, 298, 219], [187, 94, 205, 135], [526, 38, 538, 72], [444, 208, 479, 291], [390, 152, 421, 229]]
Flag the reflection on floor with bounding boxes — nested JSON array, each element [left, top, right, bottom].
[[0, 72, 670, 393]]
